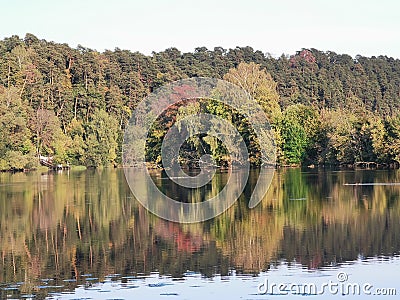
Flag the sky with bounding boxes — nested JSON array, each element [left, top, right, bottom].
[[0, 0, 399, 58]]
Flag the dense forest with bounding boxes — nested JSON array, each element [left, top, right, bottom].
[[1, 33, 400, 170]]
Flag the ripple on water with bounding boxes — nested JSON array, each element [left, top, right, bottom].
[[120, 284, 139, 289], [84, 277, 99, 281], [106, 274, 121, 278], [160, 292, 179, 296], [120, 276, 136, 280], [37, 285, 64, 289], [148, 282, 174, 287], [63, 279, 77, 282], [2, 285, 20, 291], [182, 271, 199, 277]]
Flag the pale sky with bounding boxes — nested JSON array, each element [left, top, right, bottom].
[[1, 0, 399, 58]]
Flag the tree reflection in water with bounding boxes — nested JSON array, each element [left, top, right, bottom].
[[0, 168, 399, 297]]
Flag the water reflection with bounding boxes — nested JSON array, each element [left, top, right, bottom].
[[0, 168, 399, 298]]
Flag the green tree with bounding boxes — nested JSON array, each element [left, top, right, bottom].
[[385, 115, 400, 163], [0, 86, 36, 170], [65, 118, 86, 165], [280, 104, 318, 165], [223, 62, 281, 122], [83, 109, 119, 167]]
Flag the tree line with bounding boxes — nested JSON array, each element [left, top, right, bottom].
[[0, 33, 400, 170]]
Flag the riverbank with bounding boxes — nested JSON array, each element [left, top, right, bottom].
[[0, 165, 87, 173], [2, 160, 400, 173]]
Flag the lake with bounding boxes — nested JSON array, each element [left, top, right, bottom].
[[1, 168, 399, 299]]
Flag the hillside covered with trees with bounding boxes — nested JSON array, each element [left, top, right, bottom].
[[1, 33, 400, 170]]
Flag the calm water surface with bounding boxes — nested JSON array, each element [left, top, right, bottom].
[[1, 168, 399, 299]]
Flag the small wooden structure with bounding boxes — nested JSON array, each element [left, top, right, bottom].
[[354, 162, 377, 169], [39, 155, 70, 170], [353, 161, 399, 169]]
